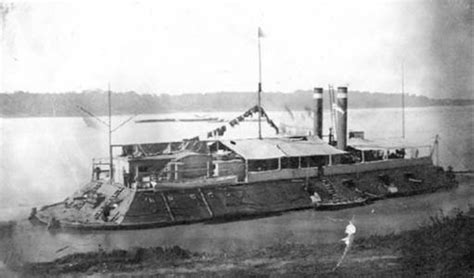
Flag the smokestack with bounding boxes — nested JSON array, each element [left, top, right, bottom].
[[336, 86, 348, 150], [313, 87, 323, 139]]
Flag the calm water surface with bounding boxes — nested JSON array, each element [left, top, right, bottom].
[[0, 105, 473, 263]]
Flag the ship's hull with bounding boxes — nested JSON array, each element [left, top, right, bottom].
[[32, 162, 457, 230]]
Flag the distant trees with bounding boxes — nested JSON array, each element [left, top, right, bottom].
[[0, 90, 472, 117]]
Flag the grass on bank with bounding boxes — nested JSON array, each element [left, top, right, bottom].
[[10, 208, 474, 277]]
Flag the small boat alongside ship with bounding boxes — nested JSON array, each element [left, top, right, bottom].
[[30, 86, 457, 230]]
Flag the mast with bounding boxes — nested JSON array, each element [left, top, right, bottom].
[[401, 62, 405, 138], [108, 83, 113, 181], [257, 27, 263, 139], [328, 85, 336, 143]]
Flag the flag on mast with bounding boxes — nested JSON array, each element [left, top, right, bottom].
[[332, 103, 345, 114], [258, 27, 265, 38]]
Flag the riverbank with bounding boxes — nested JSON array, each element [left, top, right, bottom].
[[9, 207, 473, 277], [2, 91, 472, 118]]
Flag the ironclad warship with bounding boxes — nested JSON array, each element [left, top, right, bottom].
[[29, 28, 456, 230], [30, 86, 457, 230]]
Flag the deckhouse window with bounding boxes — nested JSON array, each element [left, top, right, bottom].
[[138, 166, 149, 173], [388, 149, 406, 159], [332, 154, 357, 165], [248, 159, 279, 172], [363, 150, 384, 162], [281, 157, 299, 169], [301, 156, 328, 168]]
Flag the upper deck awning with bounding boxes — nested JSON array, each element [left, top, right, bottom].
[[348, 137, 432, 150], [218, 137, 346, 160]]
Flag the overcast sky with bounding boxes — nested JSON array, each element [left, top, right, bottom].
[[0, 0, 472, 98]]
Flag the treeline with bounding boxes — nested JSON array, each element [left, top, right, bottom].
[[0, 90, 472, 117]]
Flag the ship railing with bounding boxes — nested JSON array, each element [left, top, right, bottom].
[[91, 157, 112, 181], [129, 165, 230, 190], [346, 145, 432, 165], [151, 165, 216, 180]]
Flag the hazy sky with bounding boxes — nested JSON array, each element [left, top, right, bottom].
[[0, 0, 472, 98]]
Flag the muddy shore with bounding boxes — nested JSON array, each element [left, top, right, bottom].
[[2, 207, 471, 277]]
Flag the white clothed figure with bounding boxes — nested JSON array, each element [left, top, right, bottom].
[[341, 220, 356, 245], [334, 218, 357, 271]]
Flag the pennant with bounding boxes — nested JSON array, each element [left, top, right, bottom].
[[217, 126, 225, 136], [232, 119, 239, 126], [268, 120, 279, 134], [284, 105, 294, 120]]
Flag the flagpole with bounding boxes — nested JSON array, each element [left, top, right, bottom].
[[257, 27, 262, 140], [108, 83, 113, 181], [401, 62, 405, 139]]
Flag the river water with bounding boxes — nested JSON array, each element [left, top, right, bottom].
[[0, 105, 473, 263]]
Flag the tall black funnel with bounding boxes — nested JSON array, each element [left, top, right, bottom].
[[336, 86, 348, 150], [313, 87, 323, 139]]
